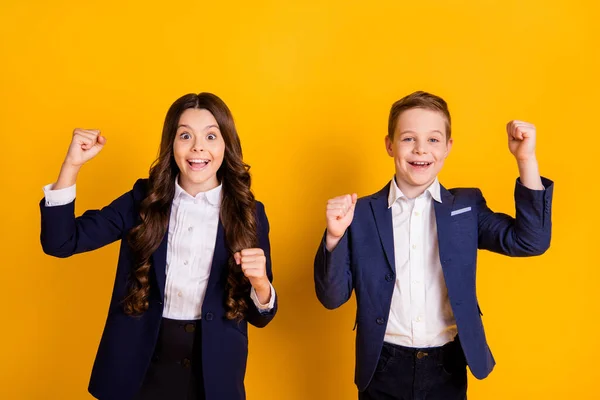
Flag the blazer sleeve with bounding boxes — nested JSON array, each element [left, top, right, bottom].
[[40, 179, 144, 258], [245, 201, 278, 328], [314, 227, 354, 310], [477, 177, 553, 256]]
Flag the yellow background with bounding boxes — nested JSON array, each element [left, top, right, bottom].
[[1, 0, 598, 399]]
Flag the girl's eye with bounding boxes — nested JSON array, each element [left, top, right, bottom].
[[180, 132, 191, 140], [207, 133, 217, 140]]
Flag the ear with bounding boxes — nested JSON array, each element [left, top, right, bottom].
[[385, 135, 394, 157], [445, 138, 453, 158]]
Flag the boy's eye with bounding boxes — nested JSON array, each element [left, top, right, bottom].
[[429, 138, 440, 143], [180, 132, 191, 140], [402, 137, 414, 142]]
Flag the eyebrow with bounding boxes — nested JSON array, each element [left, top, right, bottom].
[[177, 124, 220, 130], [399, 129, 444, 135]]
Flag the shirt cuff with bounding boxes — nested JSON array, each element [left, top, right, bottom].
[[43, 183, 76, 207], [250, 283, 276, 312]]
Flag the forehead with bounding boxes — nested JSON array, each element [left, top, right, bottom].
[[177, 108, 219, 130], [396, 108, 447, 135]]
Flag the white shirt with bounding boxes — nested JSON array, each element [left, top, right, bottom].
[[43, 181, 275, 320], [384, 177, 457, 348]]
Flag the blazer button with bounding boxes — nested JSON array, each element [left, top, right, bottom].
[[376, 317, 385, 325], [182, 358, 191, 368], [205, 312, 214, 321], [184, 323, 195, 333], [385, 273, 394, 282]]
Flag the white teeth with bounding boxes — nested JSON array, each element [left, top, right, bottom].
[[411, 161, 430, 165], [189, 159, 209, 164]]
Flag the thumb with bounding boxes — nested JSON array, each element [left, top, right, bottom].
[[233, 252, 241, 265], [350, 193, 358, 210], [97, 135, 107, 146]]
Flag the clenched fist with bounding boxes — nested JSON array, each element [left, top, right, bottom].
[[325, 193, 357, 251], [64, 128, 106, 167], [506, 120, 536, 162], [234, 248, 271, 303], [52, 129, 107, 190]]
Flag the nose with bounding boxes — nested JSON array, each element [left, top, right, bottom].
[[191, 137, 204, 152], [413, 140, 427, 155]]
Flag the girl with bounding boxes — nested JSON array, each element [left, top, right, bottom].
[[40, 93, 277, 400]]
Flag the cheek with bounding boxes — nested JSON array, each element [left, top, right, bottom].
[[394, 146, 410, 160], [173, 141, 186, 158], [172, 144, 188, 168], [434, 148, 448, 160], [172, 154, 185, 170], [213, 141, 226, 160]]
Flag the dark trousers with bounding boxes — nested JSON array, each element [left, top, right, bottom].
[[359, 337, 468, 400], [136, 318, 205, 400]]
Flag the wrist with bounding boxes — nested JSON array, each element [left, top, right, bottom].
[[516, 155, 537, 166], [325, 231, 344, 252], [54, 162, 81, 189], [252, 278, 271, 292], [516, 156, 544, 190], [61, 160, 82, 173]]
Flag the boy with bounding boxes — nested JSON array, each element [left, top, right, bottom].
[[314, 91, 553, 399]]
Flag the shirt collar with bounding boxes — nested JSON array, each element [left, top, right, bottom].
[[174, 176, 222, 207], [387, 176, 442, 208]]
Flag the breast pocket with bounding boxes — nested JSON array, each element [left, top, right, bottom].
[[448, 211, 478, 265], [451, 210, 476, 240], [451, 208, 475, 224]]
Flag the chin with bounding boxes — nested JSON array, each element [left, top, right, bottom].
[[182, 172, 208, 184], [411, 177, 435, 187]]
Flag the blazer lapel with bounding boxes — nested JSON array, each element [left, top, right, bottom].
[[152, 231, 168, 301], [206, 220, 229, 291], [370, 183, 395, 273], [433, 184, 456, 269]]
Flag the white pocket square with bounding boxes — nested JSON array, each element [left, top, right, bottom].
[[451, 207, 472, 216]]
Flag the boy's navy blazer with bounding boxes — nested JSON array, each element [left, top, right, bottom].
[[40, 179, 277, 400], [314, 178, 553, 391]]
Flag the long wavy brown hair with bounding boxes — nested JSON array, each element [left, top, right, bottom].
[[123, 92, 257, 320]]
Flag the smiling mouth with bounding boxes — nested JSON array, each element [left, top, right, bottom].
[[187, 159, 210, 170], [408, 161, 432, 167]]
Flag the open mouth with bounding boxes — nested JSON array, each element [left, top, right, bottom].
[[187, 159, 210, 171], [408, 161, 432, 169]]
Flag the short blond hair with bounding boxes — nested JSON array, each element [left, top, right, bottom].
[[388, 91, 451, 140]]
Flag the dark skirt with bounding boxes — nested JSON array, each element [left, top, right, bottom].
[[136, 318, 205, 400]]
